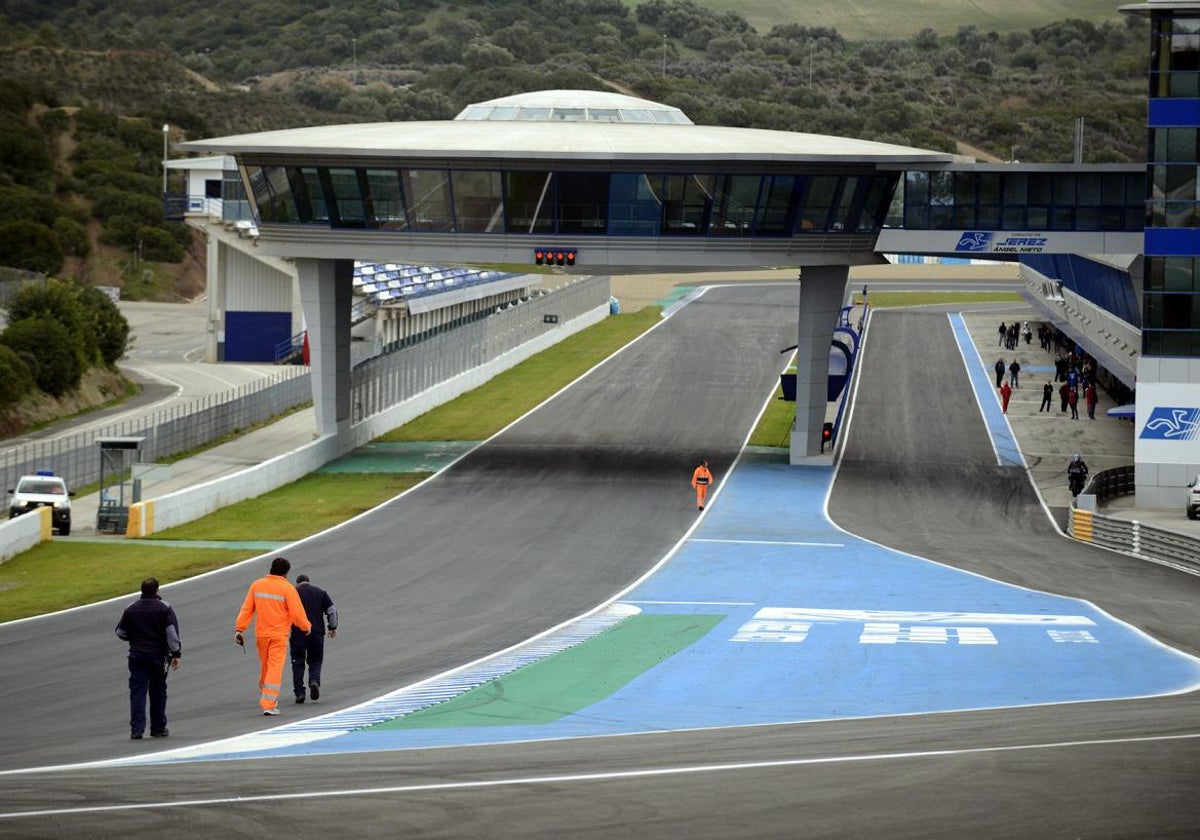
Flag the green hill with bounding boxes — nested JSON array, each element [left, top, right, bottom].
[[664, 0, 1123, 40], [0, 0, 1149, 299]]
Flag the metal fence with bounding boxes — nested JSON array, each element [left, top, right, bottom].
[[350, 276, 610, 420], [1, 370, 312, 494], [1082, 464, 1135, 505], [2, 276, 609, 493]]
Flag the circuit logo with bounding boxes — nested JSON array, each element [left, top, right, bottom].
[[954, 231, 1048, 253], [1139, 407, 1200, 441], [955, 232, 993, 251]]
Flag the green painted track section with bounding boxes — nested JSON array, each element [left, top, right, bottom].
[[656, 286, 696, 309], [373, 614, 723, 729]]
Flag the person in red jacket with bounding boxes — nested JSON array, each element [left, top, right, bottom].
[[235, 557, 311, 716], [691, 460, 713, 510], [1000, 380, 1012, 413]]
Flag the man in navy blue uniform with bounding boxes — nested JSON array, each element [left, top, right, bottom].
[[115, 578, 181, 739], [290, 574, 338, 703]]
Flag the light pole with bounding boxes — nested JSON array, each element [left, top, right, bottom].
[[661, 35, 666, 78], [161, 123, 169, 195], [352, 37, 358, 85]]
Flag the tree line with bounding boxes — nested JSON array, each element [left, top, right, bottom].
[[0, 0, 1152, 414], [0, 280, 130, 409]]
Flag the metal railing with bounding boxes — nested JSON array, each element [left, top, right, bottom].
[[350, 277, 609, 421], [1083, 464, 1135, 505], [2, 277, 610, 494], [1069, 507, 1200, 574], [274, 332, 306, 365], [1, 370, 311, 494], [1068, 465, 1199, 574]]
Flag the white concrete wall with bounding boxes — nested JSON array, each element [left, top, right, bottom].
[[1134, 357, 1200, 508], [0, 508, 51, 563]]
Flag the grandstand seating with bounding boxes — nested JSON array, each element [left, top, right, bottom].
[[351, 262, 518, 305]]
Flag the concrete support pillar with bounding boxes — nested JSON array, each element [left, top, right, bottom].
[[790, 265, 849, 464], [205, 233, 226, 362], [297, 258, 352, 438]]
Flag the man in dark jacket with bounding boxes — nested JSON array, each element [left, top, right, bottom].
[[115, 578, 181, 739], [1040, 380, 1054, 412], [290, 574, 338, 703]]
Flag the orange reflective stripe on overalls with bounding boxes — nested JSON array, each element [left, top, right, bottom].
[[256, 635, 289, 710], [692, 466, 712, 508]]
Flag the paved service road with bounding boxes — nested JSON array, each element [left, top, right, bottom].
[[3, 294, 1199, 839], [1, 300, 290, 448]]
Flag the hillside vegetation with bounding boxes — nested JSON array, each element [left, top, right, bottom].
[[0, 0, 1148, 296], [644, 0, 1123, 40]]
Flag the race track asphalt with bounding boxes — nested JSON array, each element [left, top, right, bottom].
[[0, 283, 797, 772], [2, 292, 1199, 839]]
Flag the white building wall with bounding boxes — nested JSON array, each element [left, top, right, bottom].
[[225, 249, 293, 312], [1135, 357, 1200, 508]]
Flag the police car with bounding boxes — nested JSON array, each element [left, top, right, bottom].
[[7, 470, 74, 535]]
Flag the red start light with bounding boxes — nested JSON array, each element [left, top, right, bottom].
[[534, 247, 578, 267]]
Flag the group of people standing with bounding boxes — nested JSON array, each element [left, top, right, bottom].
[[115, 556, 338, 740], [993, 355, 1021, 413], [996, 320, 1100, 421], [997, 320, 1032, 351], [1044, 348, 1098, 421], [993, 321, 1036, 414]]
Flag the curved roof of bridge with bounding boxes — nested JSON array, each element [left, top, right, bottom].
[[179, 88, 963, 165]]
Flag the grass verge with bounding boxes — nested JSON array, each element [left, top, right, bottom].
[[0, 542, 258, 623], [380, 308, 662, 441], [150, 473, 430, 541]]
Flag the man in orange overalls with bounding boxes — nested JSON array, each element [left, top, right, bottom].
[[235, 557, 311, 716], [691, 460, 713, 510]]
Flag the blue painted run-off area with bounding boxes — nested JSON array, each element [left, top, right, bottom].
[[949, 312, 1025, 467], [238, 450, 1200, 759]]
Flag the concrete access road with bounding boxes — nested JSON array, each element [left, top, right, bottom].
[[1, 299, 290, 448]]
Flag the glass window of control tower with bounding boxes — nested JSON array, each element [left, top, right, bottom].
[[1153, 17, 1200, 96]]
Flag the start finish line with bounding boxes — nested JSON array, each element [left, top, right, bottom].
[[731, 607, 1097, 645]]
